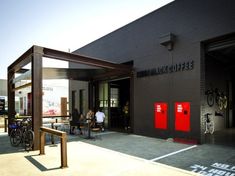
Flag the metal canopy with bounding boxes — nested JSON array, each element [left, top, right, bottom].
[[7, 45, 133, 150], [43, 47, 132, 71], [8, 45, 133, 82]]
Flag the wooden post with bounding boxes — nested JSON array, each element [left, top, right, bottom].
[[60, 97, 67, 116], [61, 133, 68, 168], [39, 130, 45, 155], [39, 127, 68, 168], [32, 46, 43, 150], [7, 70, 15, 135]]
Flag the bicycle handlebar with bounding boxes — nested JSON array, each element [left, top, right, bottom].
[[204, 113, 212, 118], [204, 113, 212, 115]]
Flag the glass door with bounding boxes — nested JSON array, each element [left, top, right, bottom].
[[98, 82, 109, 127]]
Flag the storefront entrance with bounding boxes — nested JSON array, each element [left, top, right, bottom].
[[96, 78, 130, 131], [109, 78, 130, 131]]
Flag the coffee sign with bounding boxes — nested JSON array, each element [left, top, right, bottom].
[[137, 60, 194, 78]]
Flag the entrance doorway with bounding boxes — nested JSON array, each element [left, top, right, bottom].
[[109, 78, 130, 131], [98, 82, 109, 128], [204, 33, 235, 145], [96, 78, 130, 131]]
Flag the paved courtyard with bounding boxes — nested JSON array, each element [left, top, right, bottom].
[[0, 127, 234, 176]]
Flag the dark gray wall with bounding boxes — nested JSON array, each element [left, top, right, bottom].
[[73, 0, 235, 142]]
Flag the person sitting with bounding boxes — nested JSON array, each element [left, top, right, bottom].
[[95, 108, 105, 131], [79, 114, 86, 125], [70, 108, 83, 135], [86, 109, 95, 128]]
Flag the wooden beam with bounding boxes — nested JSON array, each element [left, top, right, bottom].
[[40, 126, 66, 137], [92, 69, 132, 81], [8, 46, 34, 74], [43, 47, 132, 71], [13, 82, 32, 91]]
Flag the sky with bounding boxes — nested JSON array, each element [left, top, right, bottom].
[[0, 0, 174, 79]]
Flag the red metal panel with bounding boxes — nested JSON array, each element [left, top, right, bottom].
[[154, 103, 168, 129], [175, 102, 190, 132]]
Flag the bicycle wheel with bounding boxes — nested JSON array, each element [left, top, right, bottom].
[[24, 130, 34, 151], [10, 129, 22, 147], [207, 93, 214, 107]]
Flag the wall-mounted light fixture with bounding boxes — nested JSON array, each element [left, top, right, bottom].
[[159, 33, 176, 51]]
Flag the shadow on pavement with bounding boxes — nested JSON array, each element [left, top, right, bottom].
[[25, 155, 61, 172], [0, 133, 27, 155]]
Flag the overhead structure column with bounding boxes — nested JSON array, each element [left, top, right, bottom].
[[7, 70, 15, 134], [31, 46, 43, 150]]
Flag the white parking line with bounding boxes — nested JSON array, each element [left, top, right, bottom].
[[150, 145, 197, 162]]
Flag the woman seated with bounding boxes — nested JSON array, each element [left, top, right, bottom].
[[86, 109, 95, 128]]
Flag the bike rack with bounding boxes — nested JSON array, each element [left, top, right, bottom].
[[39, 127, 68, 168]]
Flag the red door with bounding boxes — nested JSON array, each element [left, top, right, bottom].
[[175, 102, 190, 132], [154, 103, 168, 130]]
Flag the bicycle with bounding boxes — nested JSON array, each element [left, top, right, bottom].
[[216, 91, 227, 110], [205, 88, 227, 110], [204, 113, 214, 134], [9, 117, 34, 151]]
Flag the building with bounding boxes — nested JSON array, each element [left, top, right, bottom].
[[0, 79, 7, 115], [70, 0, 235, 143], [8, 0, 235, 149]]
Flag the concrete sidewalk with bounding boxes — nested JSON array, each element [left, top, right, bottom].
[[0, 132, 200, 176]]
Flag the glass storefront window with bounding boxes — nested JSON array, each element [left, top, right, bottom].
[[110, 88, 119, 107], [99, 83, 108, 107]]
